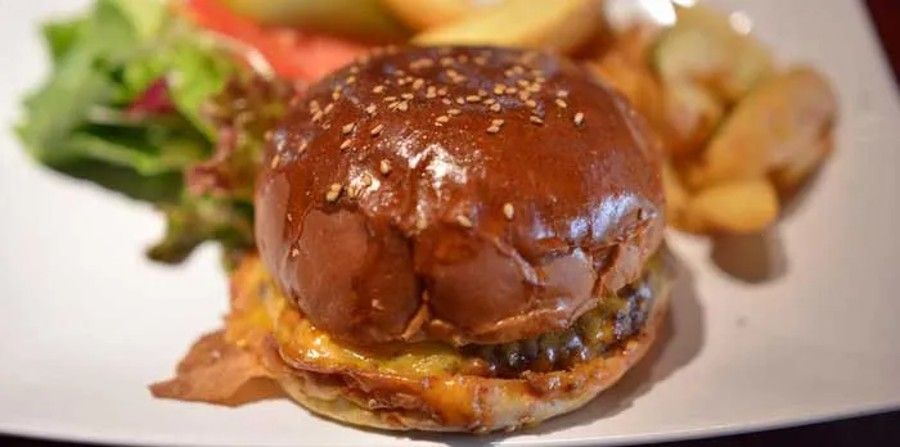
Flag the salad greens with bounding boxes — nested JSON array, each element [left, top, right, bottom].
[[17, 0, 294, 264]]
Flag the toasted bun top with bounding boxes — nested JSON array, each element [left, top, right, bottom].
[[255, 46, 664, 347]]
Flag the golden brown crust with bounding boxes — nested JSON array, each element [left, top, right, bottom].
[[267, 274, 669, 432], [255, 46, 665, 347]]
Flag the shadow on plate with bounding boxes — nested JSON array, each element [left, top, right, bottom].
[[710, 228, 787, 284], [406, 249, 705, 446], [707, 162, 828, 284]]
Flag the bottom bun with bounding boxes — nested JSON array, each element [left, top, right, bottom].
[[266, 278, 670, 433]]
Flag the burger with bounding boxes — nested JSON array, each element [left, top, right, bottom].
[[156, 45, 671, 433]]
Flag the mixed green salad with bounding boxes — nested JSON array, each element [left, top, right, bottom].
[[17, 0, 315, 264]]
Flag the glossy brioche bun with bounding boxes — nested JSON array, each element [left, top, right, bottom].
[[255, 46, 665, 347]]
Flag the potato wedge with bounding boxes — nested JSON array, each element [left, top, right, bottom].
[[682, 178, 779, 234], [412, 0, 601, 54], [225, 0, 409, 42], [687, 67, 838, 189], [380, 0, 496, 31], [590, 27, 660, 108], [654, 5, 773, 102], [590, 26, 723, 157], [771, 130, 834, 196], [661, 80, 725, 156], [662, 161, 690, 225], [592, 61, 722, 157]]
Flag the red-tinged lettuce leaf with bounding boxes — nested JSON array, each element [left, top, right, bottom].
[[17, 0, 266, 264], [186, 74, 301, 201]]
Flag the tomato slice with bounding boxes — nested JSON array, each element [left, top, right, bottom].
[[180, 0, 371, 81]]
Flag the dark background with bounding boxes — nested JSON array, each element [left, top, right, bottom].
[[868, 0, 900, 84], [2, 411, 898, 446], [3, 1, 898, 446]]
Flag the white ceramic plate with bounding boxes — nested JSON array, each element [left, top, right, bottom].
[[1, 0, 898, 445]]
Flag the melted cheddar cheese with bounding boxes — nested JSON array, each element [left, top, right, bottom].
[[228, 253, 664, 379]]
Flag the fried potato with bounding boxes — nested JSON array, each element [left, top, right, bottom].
[[596, 6, 834, 235], [590, 26, 662, 115], [654, 5, 774, 103], [591, 26, 723, 157], [687, 67, 838, 189], [661, 81, 725, 156], [593, 59, 723, 158], [380, 0, 496, 30], [771, 130, 834, 196], [412, 0, 601, 54], [661, 161, 690, 225], [590, 51, 662, 130], [682, 178, 779, 234]]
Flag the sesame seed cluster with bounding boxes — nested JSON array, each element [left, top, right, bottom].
[[267, 46, 592, 232]]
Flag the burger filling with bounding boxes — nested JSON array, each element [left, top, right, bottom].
[[466, 261, 660, 377], [235, 251, 666, 380]]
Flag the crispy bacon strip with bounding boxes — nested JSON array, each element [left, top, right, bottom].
[[150, 330, 283, 406]]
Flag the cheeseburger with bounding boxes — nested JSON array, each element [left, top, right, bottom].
[[158, 46, 672, 433]]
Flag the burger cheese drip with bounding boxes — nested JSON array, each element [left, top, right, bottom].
[[467, 259, 660, 377], [245, 251, 664, 379]]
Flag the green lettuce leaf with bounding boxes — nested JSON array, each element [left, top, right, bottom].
[[17, 0, 220, 170], [16, 0, 264, 263], [42, 18, 88, 64], [147, 194, 254, 265]]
